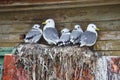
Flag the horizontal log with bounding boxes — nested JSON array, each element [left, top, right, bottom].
[[97, 51, 120, 56], [0, 4, 119, 22], [0, 40, 120, 52], [0, 24, 32, 33], [0, 42, 19, 47], [94, 40, 120, 51], [0, 20, 120, 34], [0, 30, 120, 42], [0, 34, 23, 42], [0, 0, 120, 12], [98, 31, 120, 40]]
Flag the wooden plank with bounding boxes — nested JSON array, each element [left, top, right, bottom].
[[0, 24, 32, 33], [0, 34, 23, 42], [0, 0, 120, 12], [0, 4, 119, 22], [94, 40, 120, 51], [98, 31, 120, 40], [0, 42, 19, 47], [97, 51, 120, 56], [0, 0, 120, 5], [0, 20, 120, 34], [0, 30, 120, 42], [58, 20, 120, 31]]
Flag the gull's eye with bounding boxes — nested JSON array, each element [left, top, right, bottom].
[[92, 26, 94, 28], [62, 31, 64, 33]]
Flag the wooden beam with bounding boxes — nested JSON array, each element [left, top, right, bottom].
[[0, 5, 119, 22], [0, 24, 31, 33], [0, 30, 120, 42], [0, 42, 19, 47], [0, 20, 120, 33], [0, 0, 120, 12], [97, 51, 120, 56], [94, 40, 120, 51], [0, 34, 23, 42], [98, 31, 120, 40]]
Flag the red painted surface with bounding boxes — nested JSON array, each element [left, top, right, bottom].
[[2, 55, 120, 80], [2, 55, 28, 80], [107, 57, 120, 80]]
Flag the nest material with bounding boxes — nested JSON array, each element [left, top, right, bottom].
[[14, 44, 99, 80]]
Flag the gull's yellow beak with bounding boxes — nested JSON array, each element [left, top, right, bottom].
[[96, 27, 100, 31], [42, 22, 46, 24]]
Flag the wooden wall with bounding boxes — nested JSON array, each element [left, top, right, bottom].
[[0, 0, 120, 55]]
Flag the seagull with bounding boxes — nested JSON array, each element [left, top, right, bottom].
[[70, 24, 83, 44], [42, 19, 59, 45], [24, 24, 42, 43], [80, 23, 99, 47], [58, 28, 71, 46]]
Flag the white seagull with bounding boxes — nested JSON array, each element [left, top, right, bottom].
[[24, 24, 42, 43], [42, 19, 59, 45], [80, 23, 99, 47], [58, 28, 71, 46], [70, 24, 83, 44]]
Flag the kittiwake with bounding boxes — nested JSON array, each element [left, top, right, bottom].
[[70, 24, 83, 44], [24, 24, 42, 43], [42, 19, 59, 45], [80, 23, 99, 47], [58, 28, 71, 46]]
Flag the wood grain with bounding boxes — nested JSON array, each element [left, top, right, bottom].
[[0, 34, 23, 42], [0, 24, 31, 33], [98, 31, 120, 40], [0, 31, 120, 42], [0, 0, 120, 12], [97, 51, 120, 56], [0, 42, 19, 47], [0, 20, 120, 34], [94, 40, 120, 51], [0, 5, 119, 22]]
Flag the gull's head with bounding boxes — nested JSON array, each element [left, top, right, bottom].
[[74, 24, 83, 32], [32, 24, 40, 29], [61, 28, 70, 33], [74, 24, 81, 29], [87, 24, 99, 32], [42, 19, 55, 28]]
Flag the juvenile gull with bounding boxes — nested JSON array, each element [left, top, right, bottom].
[[70, 24, 83, 44], [58, 28, 71, 46], [80, 23, 99, 47], [42, 19, 59, 45], [24, 24, 42, 43]]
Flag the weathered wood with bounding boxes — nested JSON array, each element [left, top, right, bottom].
[[1, 40, 120, 51], [0, 0, 120, 12], [0, 20, 120, 34], [0, 5, 119, 22], [0, 24, 31, 33], [0, 31, 119, 42], [94, 40, 120, 51], [97, 51, 120, 56], [98, 31, 120, 40], [0, 42, 19, 47], [0, 34, 23, 42]]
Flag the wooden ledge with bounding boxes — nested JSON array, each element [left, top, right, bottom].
[[0, 0, 120, 12]]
